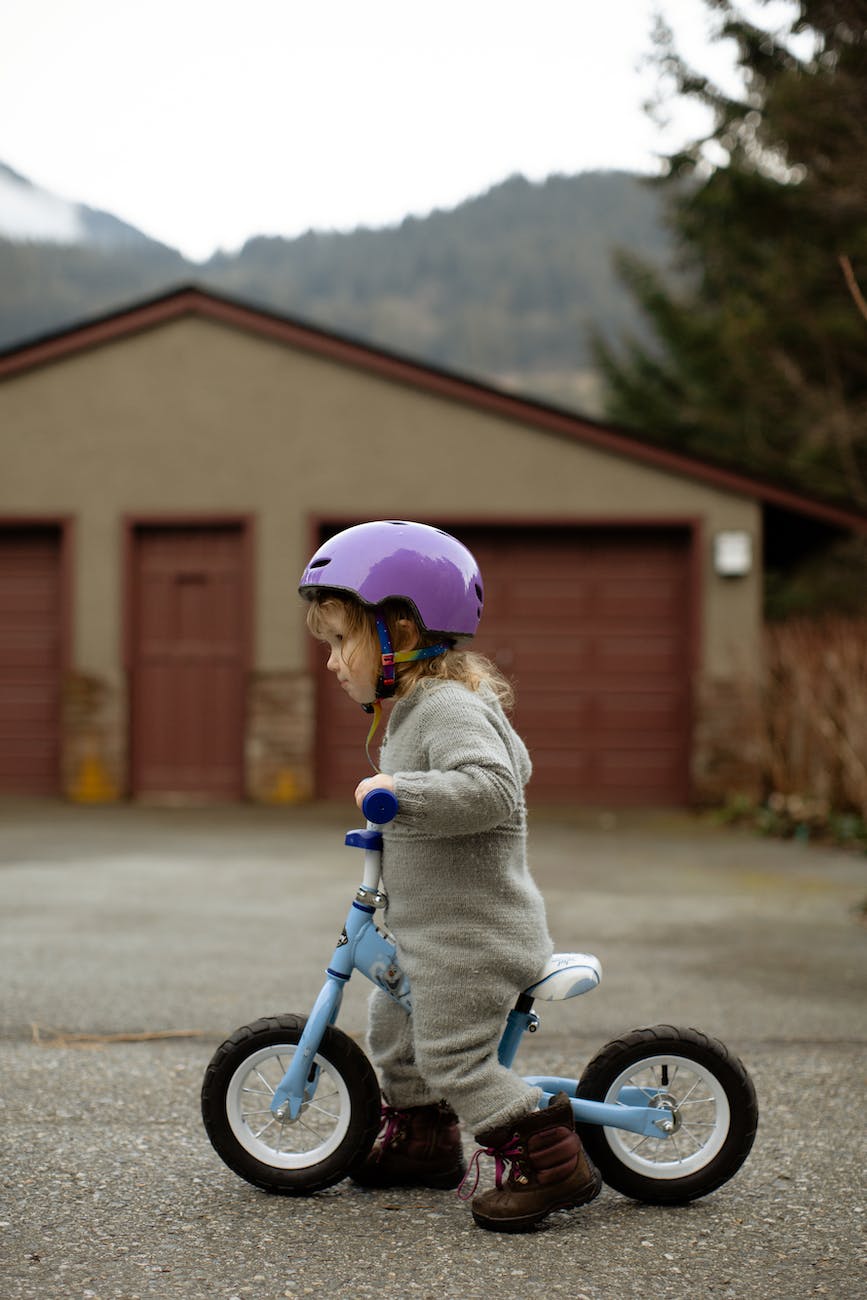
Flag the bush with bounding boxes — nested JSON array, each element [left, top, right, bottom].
[[720, 618, 867, 849]]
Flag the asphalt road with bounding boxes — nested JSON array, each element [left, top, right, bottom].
[[1, 800, 865, 1300]]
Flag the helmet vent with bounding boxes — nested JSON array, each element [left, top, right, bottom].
[[309, 558, 331, 569], [475, 583, 484, 603]]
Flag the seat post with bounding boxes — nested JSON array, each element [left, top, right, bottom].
[[497, 993, 539, 1069]]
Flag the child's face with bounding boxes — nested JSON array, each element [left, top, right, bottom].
[[317, 605, 378, 706]]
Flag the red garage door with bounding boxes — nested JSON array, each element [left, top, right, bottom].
[[315, 526, 694, 805], [0, 526, 64, 795], [130, 524, 249, 801]]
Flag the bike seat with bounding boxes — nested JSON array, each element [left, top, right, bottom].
[[523, 952, 601, 1001]]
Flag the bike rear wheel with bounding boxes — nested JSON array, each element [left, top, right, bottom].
[[201, 1014, 381, 1194], [576, 1025, 758, 1204]]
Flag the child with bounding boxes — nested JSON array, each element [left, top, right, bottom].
[[299, 520, 600, 1232]]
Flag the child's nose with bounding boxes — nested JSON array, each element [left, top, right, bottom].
[[326, 647, 340, 672]]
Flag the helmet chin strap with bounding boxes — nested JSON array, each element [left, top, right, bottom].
[[361, 615, 448, 771]]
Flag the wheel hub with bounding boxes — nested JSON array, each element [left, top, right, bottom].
[[648, 1091, 681, 1134]]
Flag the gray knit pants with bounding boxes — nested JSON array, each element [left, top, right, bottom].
[[367, 970, 542, 1135]]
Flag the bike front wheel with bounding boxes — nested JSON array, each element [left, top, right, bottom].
[[201, 1014, 381, 1194], [576, 1024, 758, 1204]]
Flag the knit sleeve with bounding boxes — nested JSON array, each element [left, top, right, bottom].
[[390, 686, 524, 837]]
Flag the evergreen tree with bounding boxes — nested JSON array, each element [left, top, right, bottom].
[[596, 0, 867, 507]]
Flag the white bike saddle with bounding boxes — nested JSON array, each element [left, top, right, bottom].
[[523, 952, 602, 1001]]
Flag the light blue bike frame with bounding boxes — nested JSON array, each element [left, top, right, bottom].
[[271, 818, 673, 1141]]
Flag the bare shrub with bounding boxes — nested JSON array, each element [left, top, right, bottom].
[[760, 618, 867, 820]]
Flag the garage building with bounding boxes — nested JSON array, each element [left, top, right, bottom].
[[2, 287, 864, 806]]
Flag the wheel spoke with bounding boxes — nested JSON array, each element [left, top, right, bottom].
[[678, 1124, 708, 1153], [306, 1098, 338, 1121], [296, 1113, 331, 1141], [676, 1076, 704, 1105], [668, 1132, 685, 1163], [254, 1068, 276, 1096], [252, 1114, 281, 1141], [625, 1132, 656, 1154]]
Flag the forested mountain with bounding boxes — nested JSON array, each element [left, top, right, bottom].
[[0, 169, 670, 414]]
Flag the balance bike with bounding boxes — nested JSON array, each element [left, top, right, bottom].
[[202, 791, 758, 1203]]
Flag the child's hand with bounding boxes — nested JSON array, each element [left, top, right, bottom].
[[354, 774, 396, 811]]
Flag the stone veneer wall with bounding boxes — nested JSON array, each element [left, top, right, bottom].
[[62, 672, 125, 802]]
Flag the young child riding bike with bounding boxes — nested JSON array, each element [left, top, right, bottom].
[[299, 519, 601, 1232]]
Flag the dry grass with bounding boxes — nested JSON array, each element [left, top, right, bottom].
[[760, 617, 867, 821]]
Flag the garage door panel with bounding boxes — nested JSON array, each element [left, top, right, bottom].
[[465, 526, 692, 805], [597, 749, 686, 792], [138, 575, 242, 653], [527, 748, 594, 781], [519, 695, 594, 739], [594, 635, 685, 675], [316, 684, 378, 796], [131, 526, 246, 800], [0, 681, 58, 720], [531, 747, 683, 798], [488, 636, 684, 681], [521, 690, 684, 743], [498, 582, 596, 620], [593, 583, 686, 622], [0, 636, 60, 669], [0, 584, 58, 617], [482, 640, 597, 677], [595, 690, 687, 733], [0, 527, 63, 794]]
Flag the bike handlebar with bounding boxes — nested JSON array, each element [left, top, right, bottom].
[[362, 788, 399, 825]]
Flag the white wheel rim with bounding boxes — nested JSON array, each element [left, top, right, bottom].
[[603, 1053, 730, 1179], [226, 1043, 352, 1169]]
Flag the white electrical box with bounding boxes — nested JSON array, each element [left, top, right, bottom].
[[714, 531, 752, 577]]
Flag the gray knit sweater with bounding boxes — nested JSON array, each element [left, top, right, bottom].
[[378, 679, 553, 993]]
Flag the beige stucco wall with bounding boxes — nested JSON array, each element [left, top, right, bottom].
[[0, 313, 763, 800], [2, 315, 762, 667]]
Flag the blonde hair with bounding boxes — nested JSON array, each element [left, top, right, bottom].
[[305, 592, 514, 710]]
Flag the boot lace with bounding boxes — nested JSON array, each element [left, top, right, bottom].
[[457, 1136, 524, 1201], [372, 1105, 409, 1162]]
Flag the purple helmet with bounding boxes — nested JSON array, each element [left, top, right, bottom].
[[299, 521, 484, 638]]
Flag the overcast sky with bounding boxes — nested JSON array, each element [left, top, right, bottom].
[[0, 0, 790, 262]]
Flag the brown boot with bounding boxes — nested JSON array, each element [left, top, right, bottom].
[[350, 1101, 467, 1190], [466, 1093, 601, 1232]]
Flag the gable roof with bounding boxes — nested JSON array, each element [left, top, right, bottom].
[[2, 283, 865, 534]]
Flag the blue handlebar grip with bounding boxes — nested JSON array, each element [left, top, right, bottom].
[[362, 788, 399, 825]]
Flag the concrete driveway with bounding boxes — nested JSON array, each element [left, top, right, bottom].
[[1, 800, 865, 1299]]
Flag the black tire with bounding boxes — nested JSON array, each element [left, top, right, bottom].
[[576, 1024, 758, 1204], [201, 1014, 381, 1195]]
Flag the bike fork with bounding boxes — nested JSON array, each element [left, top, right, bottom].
[[269, 889, 410, 1120], [270, 976, 346, 1119]]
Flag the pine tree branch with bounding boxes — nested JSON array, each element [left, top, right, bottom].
[[839, 254, 867, 326]]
